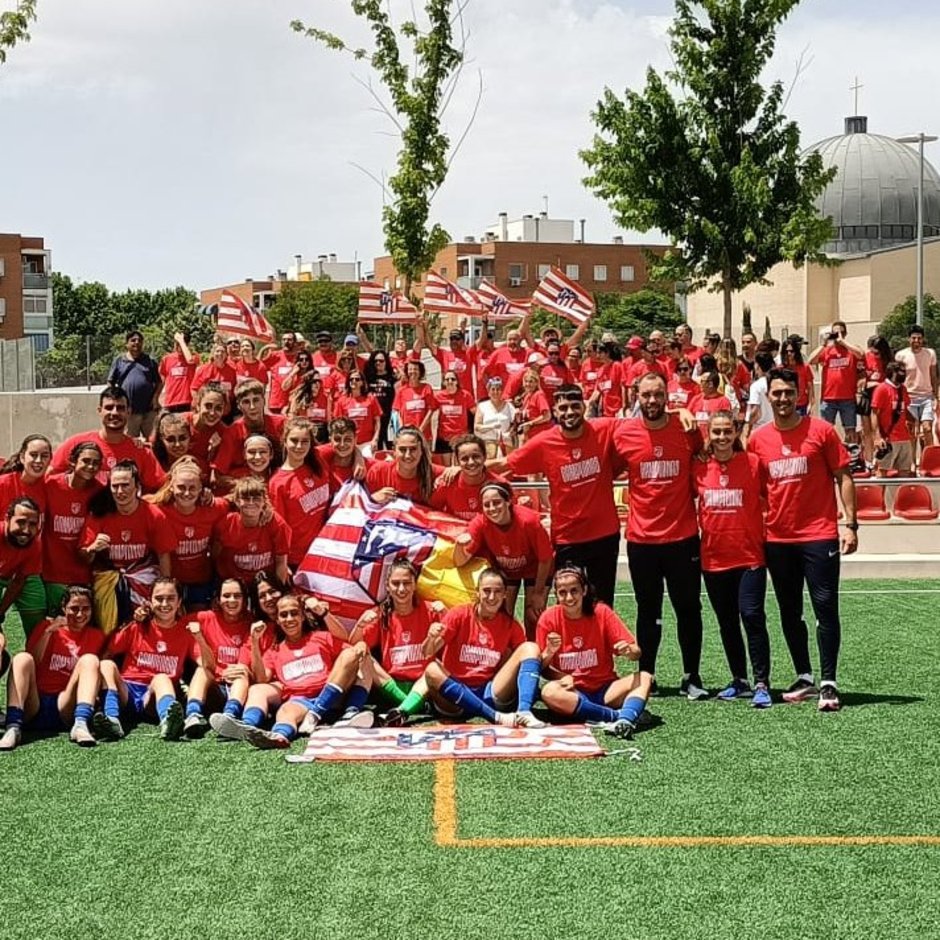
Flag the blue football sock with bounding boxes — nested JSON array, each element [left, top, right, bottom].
[[311, 683, 343, 719], [104, 690, 121, 718], [5, 706, 24, 728], [344, 684, 368, 712], [243, 706, 265, 727], [185, 699, 204, 718], [74, 703, 94, 724], [271, 722, 296, 741], [223, 699, 243, 718], [618, 695, 645, 725], [516, 657, 541, 712], [573, 693, 618, 723], [156, 695, 177, 720], [439, 677, 498, 723]]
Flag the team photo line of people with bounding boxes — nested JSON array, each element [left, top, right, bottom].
[[1, 306, 937, 753]]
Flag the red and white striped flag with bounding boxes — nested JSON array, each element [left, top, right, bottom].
[[531, 267, 594, 325], [422, 270, 481, 316], [216, 290, 275, 342], [358, 282, 419, 323], [473, 280, 530, 322]]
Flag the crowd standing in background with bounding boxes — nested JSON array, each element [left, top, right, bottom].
[[4, 308, 939, 753]]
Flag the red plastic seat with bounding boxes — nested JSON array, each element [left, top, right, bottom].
[[856, 484, 890, 521], [919, 445, 940, 477], [893, 483, 939, 520]]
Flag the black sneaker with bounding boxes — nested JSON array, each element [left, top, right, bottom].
[[817, 684, 841, 712], [378, 708, 408, 728], [679, 674, 709, 701], [782, 678, 819, 704]]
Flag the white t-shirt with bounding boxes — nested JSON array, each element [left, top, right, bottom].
[[475, 399, 516, 442], [747, 376, 774, 429]]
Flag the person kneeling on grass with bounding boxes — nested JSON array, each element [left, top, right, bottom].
[[212, 593, 373, 749], [182, 578, 257, 739], [537, 565, 652, 740], [0, 585, 105, 750], [349, 559, 443, 727], [94, 577, 199, 742], [422, 568, 544, 729]]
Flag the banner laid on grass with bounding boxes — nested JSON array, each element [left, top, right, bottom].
[[286, 724, 604, 762]]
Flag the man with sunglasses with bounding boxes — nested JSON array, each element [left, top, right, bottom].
[[489, 384, 622, 605], [415, 321, 477, 395]]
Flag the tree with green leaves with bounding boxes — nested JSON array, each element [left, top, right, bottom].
[[581, 0, 835, 338], [267, 280, 359, 340], [292, 0, 476, 300], [878, 294, 940, 351], [0, 0, 36, 64]]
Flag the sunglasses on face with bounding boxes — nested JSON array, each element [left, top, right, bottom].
[[677, 367, 691, 373]]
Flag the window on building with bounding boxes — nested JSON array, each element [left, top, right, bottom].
[[383, 277, 391, 290], [593, 265, 607, 282], [620, 265, 635, 282], [537, 263, 551, 279], [440, 266, 447, 277], [0, 298, 6, 319], [508, 263, 526, 284], [394, 276, 402, 289], [566, 264, 580, 281]]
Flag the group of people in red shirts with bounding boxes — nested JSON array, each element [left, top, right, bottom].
[[0, 315, 866, 754]]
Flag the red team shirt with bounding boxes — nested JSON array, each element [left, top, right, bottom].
[[593, 361, 625, 417], [536, 603, 635, 692], [361, 601, 439, 681], [234, 358, 268, 387], [43, 474, 102, 584], [871, 382, 912, 443], [435, 388, 475, 442], [818, 345, 861, 402], [160, 499, 230, 584], [190, 361, 237, 404], [159, 351, 200, 408], [613, 416, 700, 544], [393, 385, 439, 438], [213, 511, 291, 583], [0, 473, 47, 516], [214, 415, 286, 476], [51, 433, 166, 493], [28, 623, 106, 695], [365, 460, 442, 504], [429, 470, 506, 521], [262, 351, 299, 411], [747, 417, 849, 542], [508, 418, 622, 546], [107, 618, 198, 684], [464, 504, 552, 581], [334, 394, 382, 445], [263, 631, 348, 697], [439, 605, 525, 684], [433, 347, 477, 395], [693, 452, 765, 571], [81, 501, 175, 570], [483, 346, 529, 387], [267, 465, 332, 566], [194, 609, 254, 674]]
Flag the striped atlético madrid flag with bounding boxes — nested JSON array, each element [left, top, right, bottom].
[[422, 270, 481, 316], [216, 290, 275, 342], [531, 266, 595, 325], [472, 280, 530, 322], [358, 282, 420, 323]]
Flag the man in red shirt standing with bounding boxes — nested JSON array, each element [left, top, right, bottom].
[[415, 322, 477, 395], [871, 362, 913, 477], [748, 367, 857, 712], [613, 372, 706, 699], [490, 384, 622, 605], [261, 331, 302, 413], [158, 332, 200, 414], [675, 323, 703, 365], [808, 321, 864, 445], [483, 327, 529, 389]]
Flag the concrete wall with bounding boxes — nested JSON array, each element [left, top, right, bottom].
[[0, 389, 101, 455]]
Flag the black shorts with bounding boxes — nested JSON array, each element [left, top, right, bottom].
[[433, 438, 453, 455]]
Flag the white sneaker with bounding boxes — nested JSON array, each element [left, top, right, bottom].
[[209, 712, 250, 741], [515, 710, 547, 729], [333, 710, 375, 729], [183, 713, 209, 739], [69, 722, 97, 747], [494, 711, 518, 727], [0, 725, 22, 751]]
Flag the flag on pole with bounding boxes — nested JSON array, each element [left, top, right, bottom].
[[216, 290, 275, 342], [473, 280, 530, 321], [422, 270, 481, 316], [358, 282, 420, 324], [531, 267, 594, 325]]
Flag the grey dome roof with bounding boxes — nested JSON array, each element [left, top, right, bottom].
[[805, 117, 940, 255]]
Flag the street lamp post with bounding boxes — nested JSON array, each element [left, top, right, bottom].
[[897, 132, 938, 326]]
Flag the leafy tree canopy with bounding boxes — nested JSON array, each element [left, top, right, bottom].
[[878, 294, 940, 351]]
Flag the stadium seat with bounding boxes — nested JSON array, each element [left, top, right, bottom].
[[893, 484, 939, 521], [919, 445, 940, 477], [856, 484, 890, 521]]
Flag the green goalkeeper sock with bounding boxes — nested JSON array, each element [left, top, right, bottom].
[[381, 679, 408, 705], [399, 689, 425, 716]]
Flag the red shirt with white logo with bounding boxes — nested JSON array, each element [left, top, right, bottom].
[[439, 604, 525, 684], [263, 630, 348, 698], [539, 361, 574, 396], [393, 384, 439, 438], [43, 474, 101, 585], [509, 418, 621, 545], [667, 378, 703, 412], [433, 346, 477, 395], [262, 350, 299, 410], [693, 452, 765, 571], [362, 601, 438, 682], [107, 618, 198, 684], [214, 415, 286, 476], [29, 623, 106, 695], [693, 394, 732, 434], [483, 346, 529, 386], [536, 602, 634, 693], [435, 388, 475, 442], [51, 433, 166, 493], [819, 345, 861, 401], [593, 361, 625, 417], [747, 417, 849, 542], [334, 393, 382, 445], [578, 357, 603, 398], [195, 609, 254, 674], [161, 498, 229, 584], [464, 504, 552, 581], [429, 470, 506, 521], [234, 358, 268, 387], [159, 351, 201, 408], [81, 501, 175, 570], [613, 415, 700, 543], [190, 361, 237, 406], [212, 511, 291, 583], [267, 464, 333, 566], [364, 460, 443, 505]]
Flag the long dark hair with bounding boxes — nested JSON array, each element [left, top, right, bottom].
[[394, 426, 435, 504], [281, 416, 323, 475], [379, 559, 419, 632], [553, 564, 597, 616], [88, 459, 141, 516], [0, 433, 52, 476]]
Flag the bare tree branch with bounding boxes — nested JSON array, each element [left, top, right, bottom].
[[431, 67, 483, 204], [352, 72, 404, 132], [781, 45, 813, 111]]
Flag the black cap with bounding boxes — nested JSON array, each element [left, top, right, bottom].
[[315, 331, 332, 341], [449, 330, 464, 340]]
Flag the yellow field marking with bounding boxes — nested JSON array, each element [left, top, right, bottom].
[[432, 761, 940, 849]]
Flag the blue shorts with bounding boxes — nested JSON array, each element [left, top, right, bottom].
[[580, 684, 614, 707], [820, 399, 856, 429], [29, 693, 64, 732], [124, 680, 150, 716], [288, 694, 324, 714], [467, 681, 497, 706]]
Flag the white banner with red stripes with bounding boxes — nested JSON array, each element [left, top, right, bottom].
[[531, 266, 594, 325], [473, 280, 530, 321], [216, 290, 275, 342], [358, 281, 420, 323], [286, 724, 603, 762], [422, 270, 481, 316]]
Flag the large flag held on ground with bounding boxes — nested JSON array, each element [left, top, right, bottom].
[[473, 280, 530, 321], [531, 266, 594, 325], [358, 282, 420, 324], [294, 481, 485, 630], [422, 270, 481, 316], [216, 290, 276, 342]]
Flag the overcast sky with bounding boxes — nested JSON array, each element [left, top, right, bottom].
[[1, 0, 938, 291]]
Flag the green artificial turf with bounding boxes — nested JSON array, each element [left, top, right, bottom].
[[2, 580, 939, 940]]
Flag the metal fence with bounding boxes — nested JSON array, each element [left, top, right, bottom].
[[0, 338, 36, 391]]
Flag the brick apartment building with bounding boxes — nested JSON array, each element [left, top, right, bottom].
[[0, 233, 54, 350]]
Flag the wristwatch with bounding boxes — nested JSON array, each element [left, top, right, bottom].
[[844, 522, 859, 531]]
